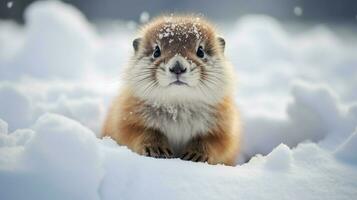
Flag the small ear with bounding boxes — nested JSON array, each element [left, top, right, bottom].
[[133, 38, 141, 52], [217, 37, 225, 52]]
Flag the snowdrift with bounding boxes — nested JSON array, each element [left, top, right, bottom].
[[1, 101, 357, 199], [1, 1, 357, 199]]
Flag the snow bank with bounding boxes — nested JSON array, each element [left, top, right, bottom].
[[335, 128, 357, 164], [229, 16, 357, 118], [0, 114, 102, 200], [0, 113, 356, 200], [0, 84, 32, 129], [0, 82, 106, 133], [0, 0, 129, 132], [0, 1, 131, 80], [240, 82, 357, 161], [0, 119, 8, 135], [1, 1, 357, 199], [3, 1, 97, 79]]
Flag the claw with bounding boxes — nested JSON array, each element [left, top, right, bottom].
[[181, 151, 208, 163], [162, 147, 173, 158], [193, 155, 202, 162], [187, 153, 196, 160], [152, 147, 159, 158], [181, 152, 188, 159], [144, 146, 173, 159], [158, 147, 164, 155], [166, 148, 173, 156], [158, 147, 168, 158], [145, 147, 151, 157]]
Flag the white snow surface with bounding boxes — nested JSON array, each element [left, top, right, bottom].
[[0, 1, 357, 199]]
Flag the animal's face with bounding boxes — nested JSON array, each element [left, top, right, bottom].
[[126, 17, 230, 105]]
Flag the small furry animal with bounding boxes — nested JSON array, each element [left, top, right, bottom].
[[102, 15, 240, 166]]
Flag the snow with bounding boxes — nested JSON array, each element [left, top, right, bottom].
[[0, 84, 32, 129], [1, 114, 357, 199], [0, 119, 8, 135], [263, 144, 292, 171], [157, 17, 203, 43], [1, 0, 98, 79], [240, 81, 357, 162], [335, 128, 357, 164], [6, 1, 13, 9], [0, 1, 357, 199], [293, 6, 303, 17], [139, 11, 150, 23], [0, 114, 102, 200]]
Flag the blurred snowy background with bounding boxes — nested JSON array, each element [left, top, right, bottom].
[[0, 1, 357, 199]]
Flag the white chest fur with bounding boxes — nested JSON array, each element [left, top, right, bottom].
[[139, 102, 216, 152]]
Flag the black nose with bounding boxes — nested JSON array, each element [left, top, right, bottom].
[[169, 61, 187, 75]]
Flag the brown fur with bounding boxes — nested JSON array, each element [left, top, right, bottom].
[[102, 15, 240, 166], [180, 96, 240, 165]]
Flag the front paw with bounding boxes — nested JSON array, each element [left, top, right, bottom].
[[144, 145, 173, 159], [181, 149, 208, 163]]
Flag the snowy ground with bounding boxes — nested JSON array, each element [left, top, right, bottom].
[[1, 1, 357, 199]]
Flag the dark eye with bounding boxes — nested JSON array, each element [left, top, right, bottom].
[[153, 46, 161, 58], [196, 46, 204, 58]]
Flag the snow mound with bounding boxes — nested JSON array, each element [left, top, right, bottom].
[[0, 84, 32, 129], [1, 0, 97, 79], [1, 113, 357, 200], [0, 83, 105, 133], [335, 129, 357, 164], [0, 119, 8, 135], [264, 144, 292, 171], [240, 82, 357, 162], [0, 114, 102, 200]]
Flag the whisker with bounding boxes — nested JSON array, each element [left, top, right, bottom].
[[142, 80, 158, 97], [199, 78, 216, 92]]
